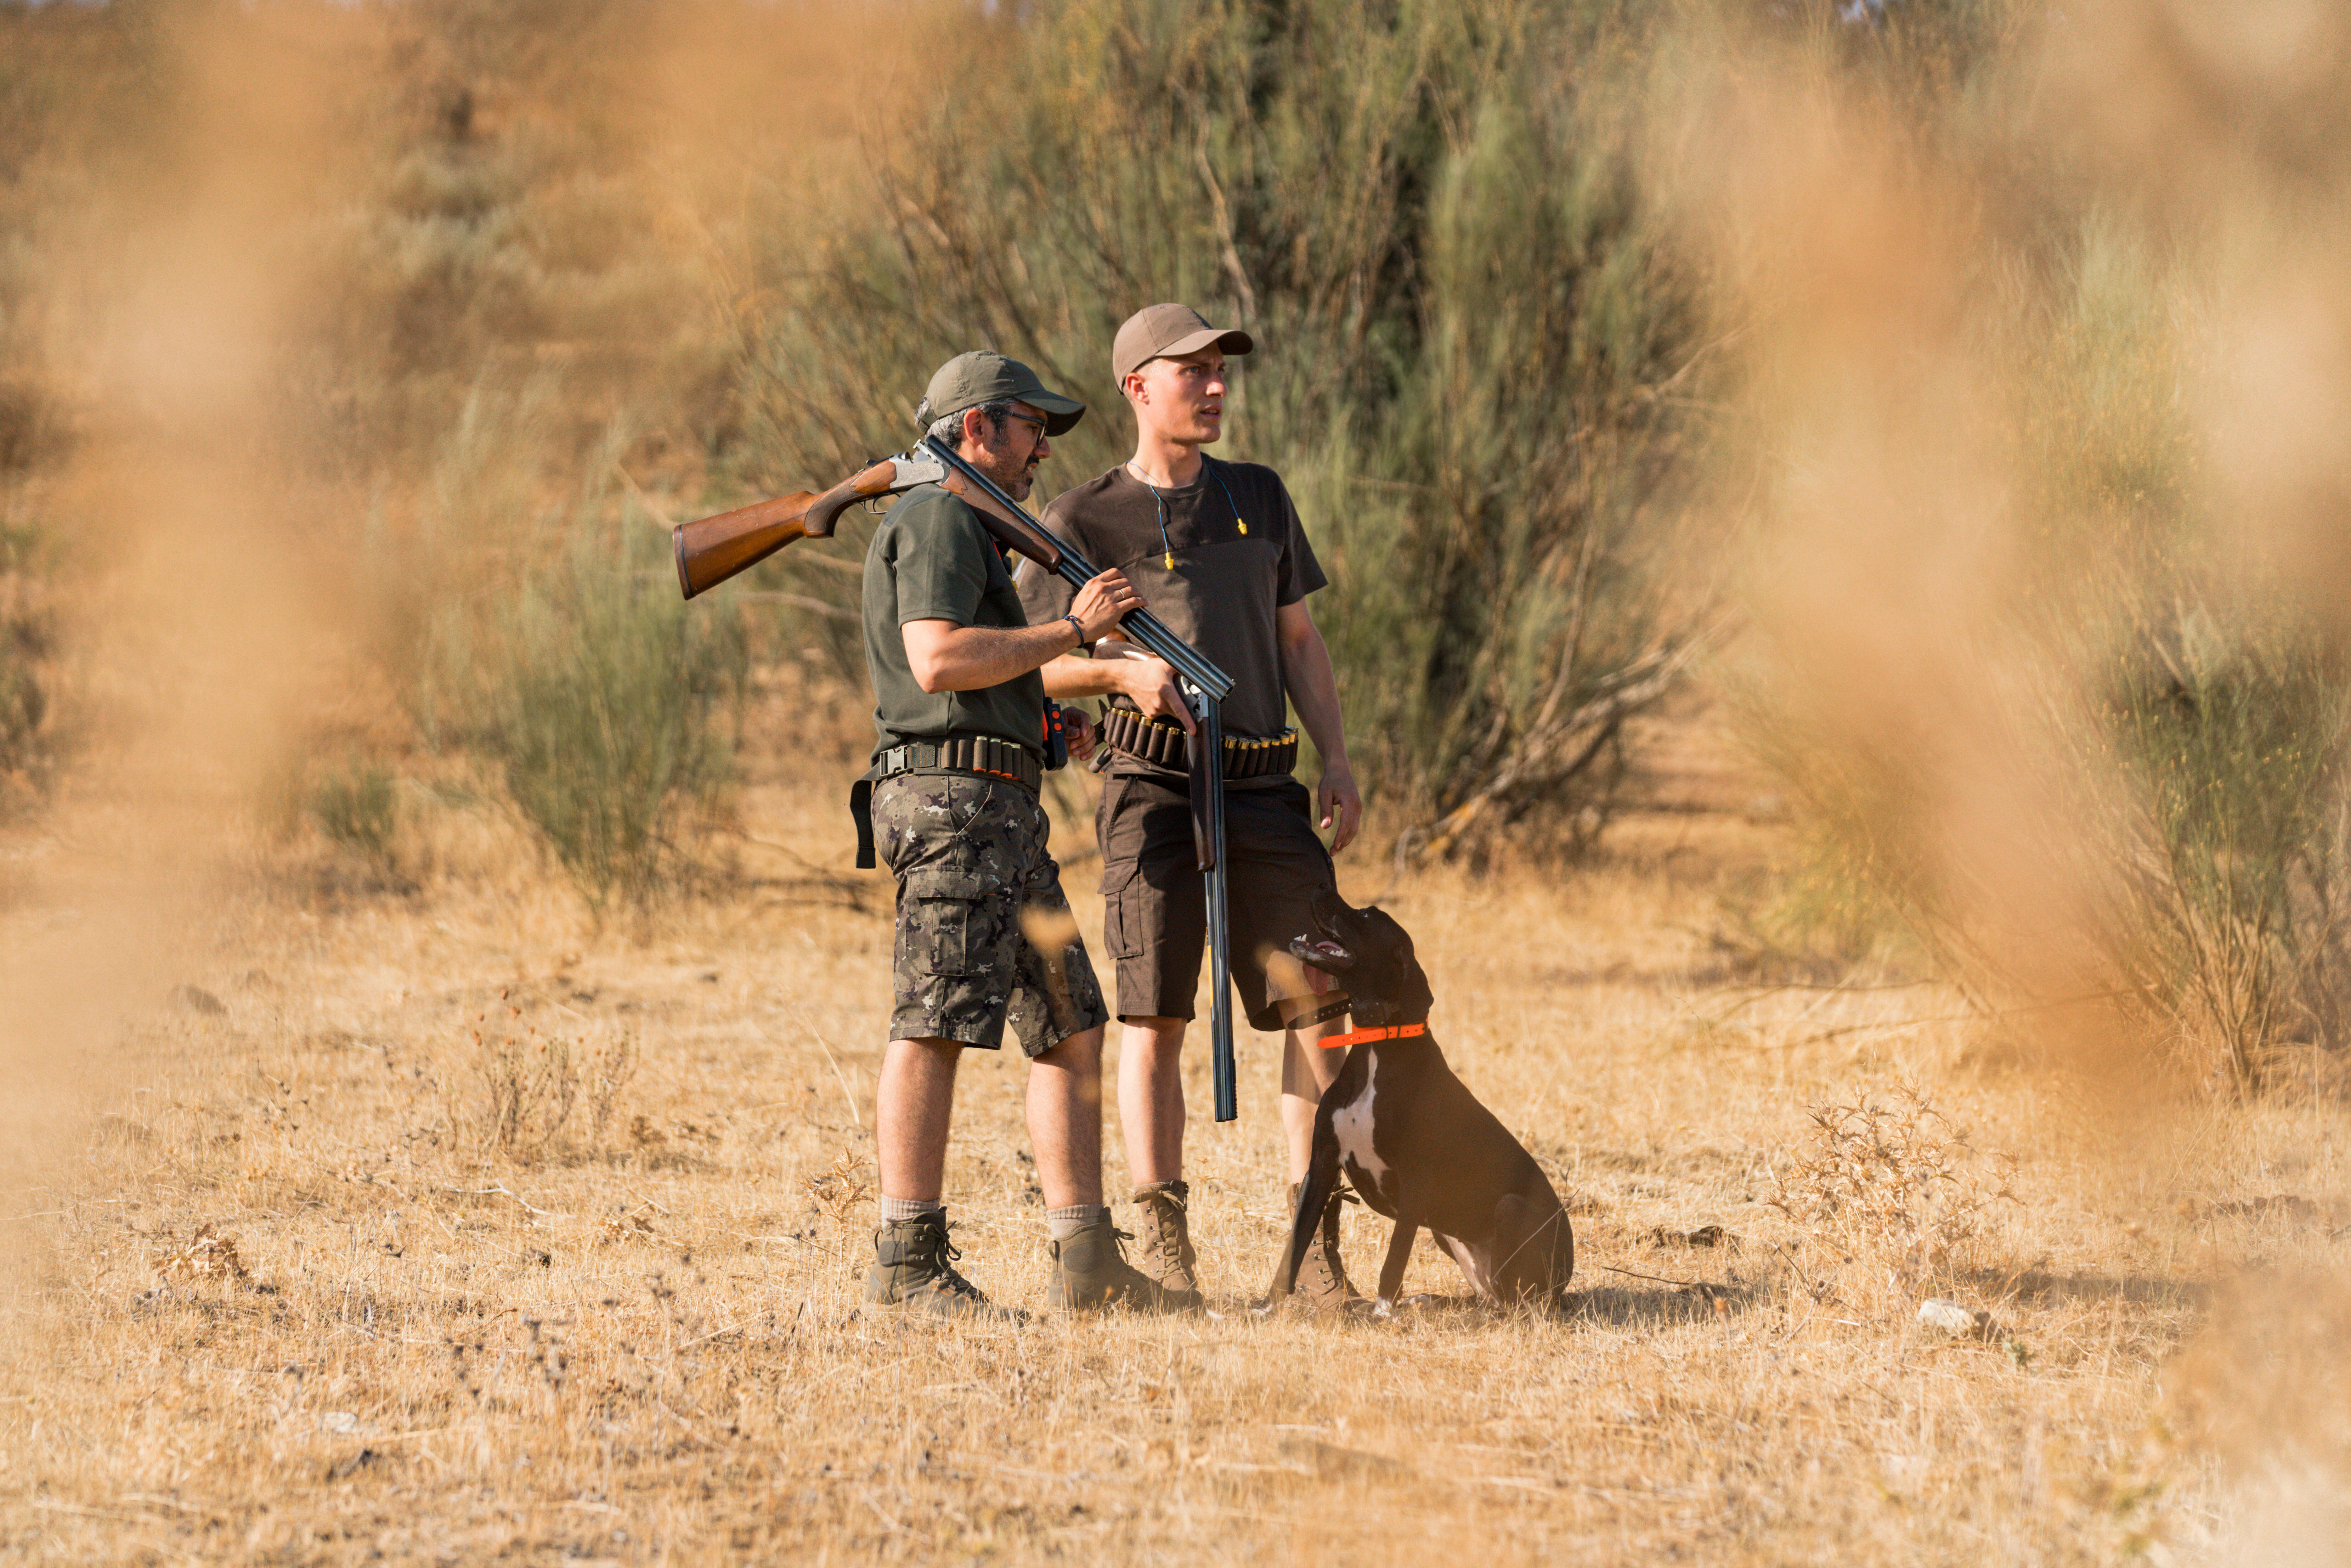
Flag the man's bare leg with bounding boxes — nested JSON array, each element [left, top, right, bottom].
[[867, 1035, 1013, 1316], [1117, 1015, 1188, 1186], [1121, 1006, 1344, 1185], [1277, 996, 1347, 1184], [1026, 1025, 1106, 1210], [876, 1037, 962, 1202]]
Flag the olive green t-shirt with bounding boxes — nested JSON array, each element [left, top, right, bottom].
[[1017, 456, 1326, 786], [862, 484, 1044, 764]]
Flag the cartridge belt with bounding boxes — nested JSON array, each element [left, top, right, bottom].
[[873, 732, 1042, 793], [1099, 707, 1298, 781]]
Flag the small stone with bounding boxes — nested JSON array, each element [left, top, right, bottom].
[[1917, 1297, 1996, 1339], [321, 1411, 360, 1435]]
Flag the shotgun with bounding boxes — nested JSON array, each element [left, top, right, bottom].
[[671, 459, 904, 600], [670, 441, 1245, 1122]]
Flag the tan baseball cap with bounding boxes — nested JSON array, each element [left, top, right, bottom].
[[1111, 303, 1254, 384], [916, 350, 1086, 437]]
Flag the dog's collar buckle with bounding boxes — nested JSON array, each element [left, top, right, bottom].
[[1320, 1022, 1428, 1051]]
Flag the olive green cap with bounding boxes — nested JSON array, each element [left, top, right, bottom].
[[916, 350, 1086, 437]]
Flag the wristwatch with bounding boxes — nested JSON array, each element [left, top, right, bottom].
[[1063, 614, 1088, 650]]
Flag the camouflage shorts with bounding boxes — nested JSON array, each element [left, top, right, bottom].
[[871, 772, 1110, 1056]]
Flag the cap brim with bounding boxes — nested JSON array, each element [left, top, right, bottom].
[[1161, 326, 1255, 362], [1026, 388, 1087, 437]]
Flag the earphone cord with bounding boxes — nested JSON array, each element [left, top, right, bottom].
[[1138, 455, 1247, 570], [1143, 475, 1173, 570]]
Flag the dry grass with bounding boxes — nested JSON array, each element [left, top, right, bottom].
[[2, 701, 2345, 1565]]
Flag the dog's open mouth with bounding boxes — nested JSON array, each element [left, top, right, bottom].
[[1288, 935, 1352, 995]]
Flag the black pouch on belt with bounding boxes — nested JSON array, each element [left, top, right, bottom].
[[849, 764, 881, 870], [1042, 701, 1069, 771]]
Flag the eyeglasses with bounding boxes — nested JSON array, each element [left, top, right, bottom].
[[1000, 408, 1049, 443]]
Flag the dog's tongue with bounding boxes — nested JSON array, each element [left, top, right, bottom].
[[1304, 964, 1335, 996]]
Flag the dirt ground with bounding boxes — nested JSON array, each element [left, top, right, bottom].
[[1, 693, 2346, 1565]]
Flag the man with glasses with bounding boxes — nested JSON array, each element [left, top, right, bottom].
[[1018, 306, 1365, 1312], [859, 350, 1190, 1317]]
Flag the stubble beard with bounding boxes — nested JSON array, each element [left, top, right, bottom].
[[977, 447, 1037, 502]]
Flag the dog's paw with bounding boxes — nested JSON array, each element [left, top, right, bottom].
[[1371, 1296, 1396, 1321]]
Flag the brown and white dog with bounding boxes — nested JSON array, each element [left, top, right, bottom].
[[1263, 890, 1573, 1316]]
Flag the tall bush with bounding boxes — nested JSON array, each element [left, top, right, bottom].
[[422, 486, 746, 915], [2094, 618, 2351, 1084], [732, 0, 1709, 851], [495, 519, 745, 913], [1712, 7, 2351, 1091]]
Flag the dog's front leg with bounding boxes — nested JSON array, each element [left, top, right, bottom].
[[1369, 1210, 1420, 1321], [1370, 1169, 1433, 1320]]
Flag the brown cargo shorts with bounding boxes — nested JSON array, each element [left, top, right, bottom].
[[871, 772, 1110, 1055], [1095, 775, 1338, 1031]]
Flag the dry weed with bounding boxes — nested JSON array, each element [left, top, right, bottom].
[[585, 1033, 637, 1148], [464, 998, 578, 1160], [806, 1146, 874, 1272], [153, 1223, 247, 1284], [1767, 1081, 2017, 1312], [456, 997, 635, 1163], [594, 1206, 657, 1247]]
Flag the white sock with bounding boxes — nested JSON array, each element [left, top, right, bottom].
[[1047, 1204, 1109, 1240], [879, 1196, 945, 1224]]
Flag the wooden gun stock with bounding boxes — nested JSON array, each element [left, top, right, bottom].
[[671, 459, 901, 600], [937, 469, 1065, 572]]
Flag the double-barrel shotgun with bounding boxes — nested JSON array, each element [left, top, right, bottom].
[[671, 440, 1245, 1124]]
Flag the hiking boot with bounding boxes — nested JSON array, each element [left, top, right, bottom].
[[1129, 1181, 1205, 1308], [1289, 1182, 1363, 1311], [864, 1215, 1022, 1322], [1046, 1219, 1199, 1313]]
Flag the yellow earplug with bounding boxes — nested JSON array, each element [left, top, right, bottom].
[[1164, 552, 1175, 571]]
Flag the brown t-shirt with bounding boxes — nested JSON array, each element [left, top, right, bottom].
[[1017, 456, 1326, 787]]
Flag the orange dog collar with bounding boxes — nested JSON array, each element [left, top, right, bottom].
[[1320, 1022, 1428, 1050]]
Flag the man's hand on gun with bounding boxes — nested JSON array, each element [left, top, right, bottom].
[[1091, 640, 1196, 734], [1064, 709, 1098, 763], [1068, 568, 1145, 644]]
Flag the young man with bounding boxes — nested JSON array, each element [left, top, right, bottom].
[[1017, 305, 1365, 1311], [859, 349, 1187, 1318]]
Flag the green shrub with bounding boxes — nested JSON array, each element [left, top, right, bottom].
[[0, 521, 53, 812], [2087, 616, 2351, 1087], [307, 755, 400, 867], [464, 508, 747, 915], [0, 631, 41, 775]]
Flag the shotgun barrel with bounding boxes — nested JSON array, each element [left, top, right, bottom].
[[918, 437, 1234, 703]]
